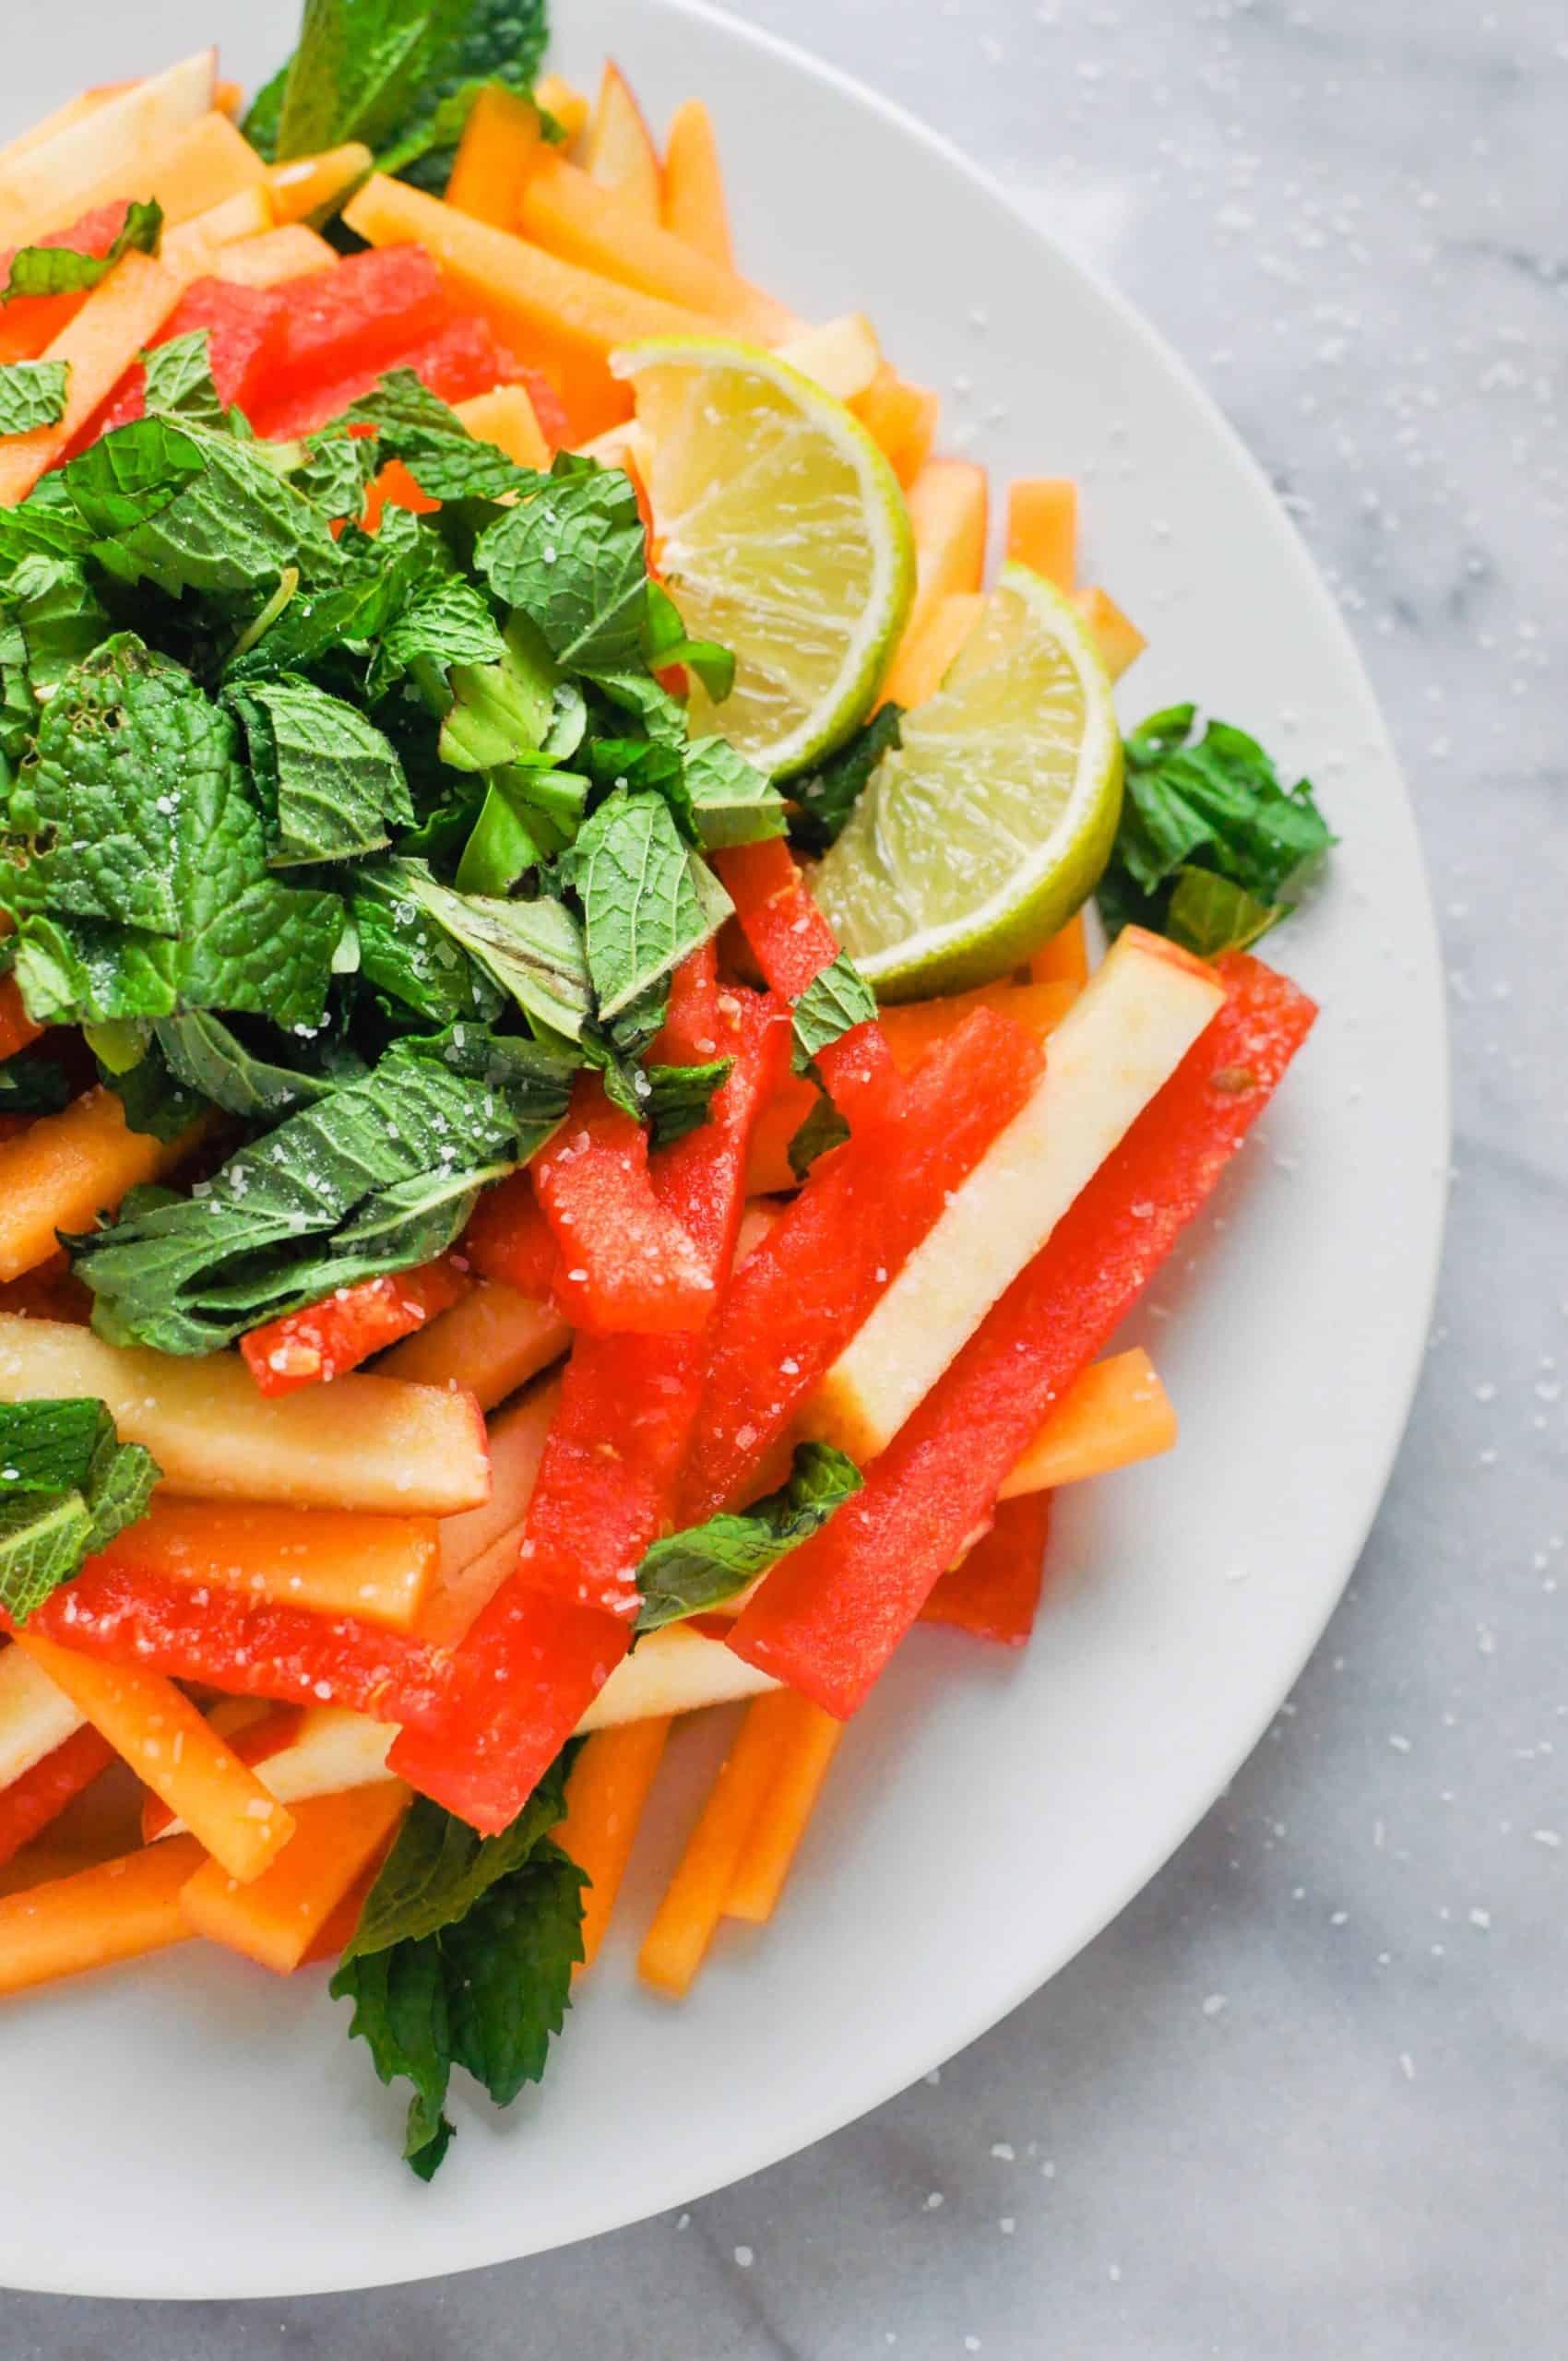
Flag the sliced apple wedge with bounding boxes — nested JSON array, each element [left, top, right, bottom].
[[582, 61, 662, 223], [803, 928, 1227, 1461], [0, 1317, 489, 1515], [778, 314, 883, 403], [0, 51, 215, 245], [0, 1643, 88, 1790]]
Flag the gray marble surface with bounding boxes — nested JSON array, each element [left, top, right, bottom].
[[13, 0, 1566, 2352]]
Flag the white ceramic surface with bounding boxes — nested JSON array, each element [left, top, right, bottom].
[[0, 0, 1446, 2300]]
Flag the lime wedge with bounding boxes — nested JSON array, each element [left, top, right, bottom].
[[612, 337, 914, 778], [812, 563, 1124, 998]]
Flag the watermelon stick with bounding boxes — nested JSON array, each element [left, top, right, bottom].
[[729, 954, 1317, 1716]]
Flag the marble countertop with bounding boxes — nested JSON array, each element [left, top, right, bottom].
[[14, 0, 1565, 2352]]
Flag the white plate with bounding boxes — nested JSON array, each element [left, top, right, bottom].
[[0, 0, 1446, 2300]]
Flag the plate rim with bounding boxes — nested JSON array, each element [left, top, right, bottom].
[[0, 0, 1449, 2298]]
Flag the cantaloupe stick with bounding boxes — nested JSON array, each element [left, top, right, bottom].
[[875, 979, 1075, 1074], [214, 80, 244, 121], [1031, 910, 1090, 989], [0, 1316, 490, 1515], [0, 252, 188, 504], [377, 1275, 566, 1408], [902, 459, 988, 643], [998, 1347, 1176, 1498], [0, 1643, 87, 1788], [557, 1717, 671, 1972], [179, 1781, 410, 1974], [12, 1632, 294, 1883], [582, 63, 662, 223], [661, 98, 733, 267], [213, 222, 339, 287], [0, 51, 214, 245], [518, 152, 791, 343], [266, 142, 373, 227], [536, 75, 591, 145], [447, 84, 545, 229], [105, 1496, 439, 1631], [0, 1834, 205, 1997], [723, 1692, 844, 1923], [151, 1705, 395, 1838], [852, 367, 940, 490], [637, 1692, 801, 1997], [344, 174, 714, 438], [0, 1088, 208, 1281], [453, 386, 551, 472], [1074, 585, 1146, 682], [1007, 478, 1077, 591], [778, 314, 881, 404], [881, 589, 984, 711]]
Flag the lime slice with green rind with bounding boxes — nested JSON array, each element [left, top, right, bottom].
[[612, 337, 915, 778], [813, 562, 1124, 999]]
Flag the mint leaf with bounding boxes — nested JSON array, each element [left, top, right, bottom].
[[374, 575, 505, 703], [1098, 705, 1334, 949], [76, 420, 346, 599], [287, 426, 380, 525], [140, 330, 227, 430], [330, 1745, 581, 2181], [0, 363, 68, 436], [475, 465, 648, 677], [101, 1036, 208, 1143], [788, 1074, 851, 1180], [636, 1442, 863, 1631], [0, 1398, 160, 1624], [365, 858, 592, 1041], [3, 553, 109, 695], [380, 0, 551, 190], [228, 676, 414, 865], [789, 704, 903, 857], [0, 200, 163, 304], [153, 1011, 345, 1121], [224, 515, 434, 686], [242, 65, 290, 162], [0, 635, 342, 1030], [681, 737, 788, 851], [351, 866, 505, 1030], [275, 0, 472, 159], [790, 951, 876, 1069], [438, 611, 558, 772], [643, 579, 734, 703], [346, 369, 541, 503], [344, 1760, 574, 1962], [0, 1048, 69, 1117], [564, 789, 730, 1023], [1164, 866, 1281, 958], [646, 1059, 732, 1151], [71, 1032, 572, 1355]]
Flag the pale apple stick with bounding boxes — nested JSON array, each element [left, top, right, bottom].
[[0, 51, 214, 245], [804, 931, 1227, 1461], [0, 1643, 87, 1789], [213, 223, 338, 286], [0, 1317, 490, 1515], [661, 98, 734, 267], [778, 314, 882, 403], [557, 1718, 672, 1972], [581, 62, 662, 223], [377, 1277, 566, 1408], [0, 84, 130, 175]]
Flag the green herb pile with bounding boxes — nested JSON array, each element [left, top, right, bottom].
[[0, 351, 821, 1358]]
